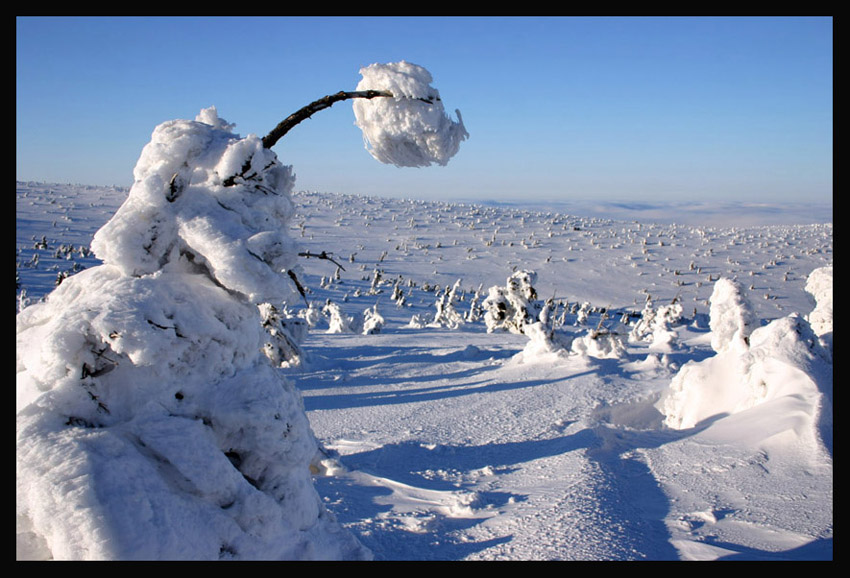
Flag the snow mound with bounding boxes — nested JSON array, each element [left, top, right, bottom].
[[659, 276, 832, 448], [353, 61, 468, 167], [16, 109, 370, 560], [571, 329, 627, 359]]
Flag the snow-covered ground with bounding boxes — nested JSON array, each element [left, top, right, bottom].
[[16, 179, 832, 560]]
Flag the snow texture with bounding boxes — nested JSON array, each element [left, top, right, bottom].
[[16, 54, 830, 560], [16, 181, 833, 559], [353, 61, 468, 167]]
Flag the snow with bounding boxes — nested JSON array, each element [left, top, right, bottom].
[[16, 108, 368, 561], [16, 108, 832, 559], [353, 61, 468, 168]]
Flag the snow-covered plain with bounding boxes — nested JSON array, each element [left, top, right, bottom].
[[16, 177, 832, 561]]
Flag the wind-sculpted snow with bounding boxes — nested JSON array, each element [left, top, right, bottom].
[[91, 107, 299, 303], [17, 184, 832, 560]]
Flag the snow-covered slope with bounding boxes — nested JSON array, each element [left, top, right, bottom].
[[17, 181, 832, 560]]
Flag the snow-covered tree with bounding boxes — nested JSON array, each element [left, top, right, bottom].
[[708, 278, 758, 353], [361, 303, 385, 335], [17, 61, 467, 560], [433, 279, 466, 329], [323, 300, 357, 334], [482, 270, 541, 334], [628, 298, 684, 351]]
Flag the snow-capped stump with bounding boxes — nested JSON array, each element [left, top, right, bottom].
[[353, 61, 468, 168]]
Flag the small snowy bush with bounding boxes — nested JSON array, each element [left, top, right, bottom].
[[629, 299, 684, 351], [361, 303, 385, 335], [433, 279, 466, 329], [323, 300, 357, 334], [571, 328, 627, 359], [482, 270, 541, 334]]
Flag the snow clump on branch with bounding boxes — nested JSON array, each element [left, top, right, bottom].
[[353, 61, 469, 167]]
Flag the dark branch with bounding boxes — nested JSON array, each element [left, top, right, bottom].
[[262, 90, 393, 150], [224, 89, 437, 187], [262, 90, 437, 150], [298, 251, 345, 271], [287, 270, 308, 306]]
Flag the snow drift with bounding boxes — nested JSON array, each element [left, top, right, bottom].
[[16, 108, 370, 560], [658, 270, 833, 452]]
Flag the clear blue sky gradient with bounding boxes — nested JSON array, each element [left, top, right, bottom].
[[17, 16, 833, 204]]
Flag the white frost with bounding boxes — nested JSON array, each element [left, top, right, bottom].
[[353, 61, 468, 167]]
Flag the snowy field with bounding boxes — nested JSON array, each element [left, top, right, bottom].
[[16, 180, 832, 561]]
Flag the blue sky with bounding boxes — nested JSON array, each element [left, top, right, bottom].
[[17, 16, 832, 204]]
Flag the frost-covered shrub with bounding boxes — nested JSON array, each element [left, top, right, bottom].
[[517, 321, 572, 360], [16, 108, 369, 561], [298, 301, 323, 329], [323, 300, 357, 334], [628, 299, 684, 351], [708, 278, 758, 353], [259, 303, 308, 367], [361, 303, 385, 335], [482, 270, 541, 334], [408, 313, 431, 329], [571, 328, 627, 359], [433, 279, 465, 329]]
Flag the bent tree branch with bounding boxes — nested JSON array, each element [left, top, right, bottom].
[[223, 90, 390, 187], [262, 90, 392, 149], [263, 89, 437, 149], [225, 89, 437, 186], [220, 89, 436, 289]]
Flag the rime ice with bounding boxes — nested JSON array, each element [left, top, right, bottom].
[[353, 61, 468, 168]]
